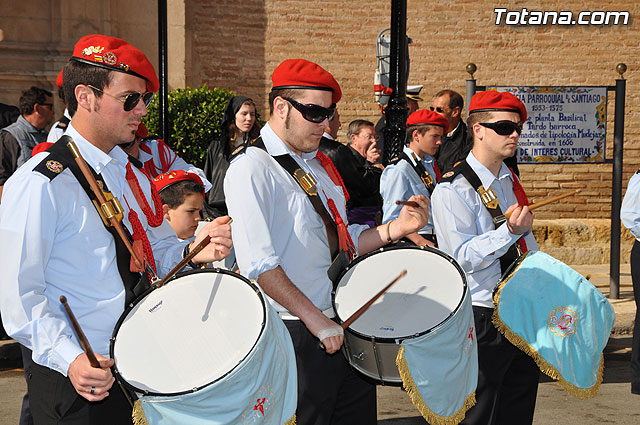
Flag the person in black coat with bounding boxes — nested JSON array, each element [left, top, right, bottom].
[[203, 96, 261, 218]]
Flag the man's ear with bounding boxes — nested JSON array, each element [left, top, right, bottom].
[[162, 204, 171, 221], [273, 96, 289, 120], [75, 85, 94, 112], [451, 106, 462, 119]]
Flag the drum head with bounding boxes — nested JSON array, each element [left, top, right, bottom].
[[333, 246, 465, 341], [111, 269, 265, 395]]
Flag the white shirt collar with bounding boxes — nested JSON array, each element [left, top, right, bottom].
[[322, 132, 334, 140], [466, 151, 512, 189], [447, 121, 461, 137], [405, 145, 433, 165], [260, 122, 318, 160], [64, 123, 124, 174]]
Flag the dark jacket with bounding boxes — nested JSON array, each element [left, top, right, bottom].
[[318, 136, 382, 210], [203, 96, 259, 218]]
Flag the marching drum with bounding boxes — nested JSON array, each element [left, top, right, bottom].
[[110, 269, 296, 425], [332, 246, 478, 425], [493, 250, 615, 398]]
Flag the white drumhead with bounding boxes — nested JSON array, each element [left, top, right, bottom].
[[334, 247, 465, 339], [113, 270, 265, 394]]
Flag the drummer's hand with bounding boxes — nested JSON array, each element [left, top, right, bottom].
[[191, 216, 233, 264], [68, 353, 115, 402], [305, 313, 344, 354], [393, 195, 429, 237], [505, 203, 533, 235]]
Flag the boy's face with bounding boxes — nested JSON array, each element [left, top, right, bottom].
[[411, 126, 443, 158], [164, 193, 204, 239]]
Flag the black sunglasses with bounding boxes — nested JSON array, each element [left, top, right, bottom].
[[88, 85, 154, 112], [429, 106, 445, 113], [282, 97, 335, 124], [479, 120, 523, 136]]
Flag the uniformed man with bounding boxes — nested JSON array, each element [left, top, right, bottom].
[[380, 109, 449, 247], [431, 90, 539, 425], [0, 34, 232, 424], [225, 59, 429, 425]]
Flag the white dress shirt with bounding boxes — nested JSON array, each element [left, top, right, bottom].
[[224, 123, 368, 314], [622, 170, 640, 241], [138, 139, 212, 192], [0, 123, 185, 376], [431, 152, 538, 307], [380, 145, 436, 233]]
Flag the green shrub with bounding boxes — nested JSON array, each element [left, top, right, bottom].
[[143, 84, 234, 168]]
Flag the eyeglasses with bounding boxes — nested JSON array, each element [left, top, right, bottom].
[[87, 85, 154, 112], [479, 120, 523, 136], [429, 106, 445, 113], [281, 97, 335, 124]]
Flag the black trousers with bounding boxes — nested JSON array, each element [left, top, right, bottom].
[[284, 320, 376, 425], [20, 345, 34, 425], [27, 362, 132, 425], [460, 306, 540, 425], [630, 240, 640, 394]]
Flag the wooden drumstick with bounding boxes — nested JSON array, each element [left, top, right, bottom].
[[320, 270, 407, 351], [64, 136, 143, 270], [155, 218, 233, 288], [505, 189, 581, 219], [396, 200, 420, 208], [59, 296, 101, 368]]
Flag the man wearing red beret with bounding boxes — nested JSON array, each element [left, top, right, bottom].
[[380, 109, 448, 247], [0, 34, 232, 424], [432, 90, 539, 425], [225, 58, 430, 424]]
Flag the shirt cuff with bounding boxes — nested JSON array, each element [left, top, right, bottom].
[[48, 335, 84, 377], [247, 256, 281, 281]]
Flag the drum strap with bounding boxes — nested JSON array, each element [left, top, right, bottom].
[[399, 151, 437, 194], [251, 137, 351, 283], [456, 160, 525, 274], [43, 139, 149, 305]]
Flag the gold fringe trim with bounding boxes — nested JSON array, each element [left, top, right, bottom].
[[396, 346, 476, 425], [283, 413, 296, 425], [493, 281, 604, 399], [132, 400, 149, 425]]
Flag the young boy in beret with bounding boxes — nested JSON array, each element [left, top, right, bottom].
[[0, 34, 232, 424], [225, 58, 430, 424], [153, 170, 205, 240], [380, 109, 448, 247], [431, 91, 539, 425]]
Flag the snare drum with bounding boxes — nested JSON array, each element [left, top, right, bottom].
[[333, 246, 478, 424], [110, 269, 296, 424], [493, 250, 615, 398]]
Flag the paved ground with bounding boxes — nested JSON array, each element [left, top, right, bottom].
[[0, 263, 636, 424]]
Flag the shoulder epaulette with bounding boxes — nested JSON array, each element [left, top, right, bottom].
[[55, 115, 70, 130], [636, 168, 640, 175], [388, 156, 402, 166], [229, 142, 249, 161], [32, 151, 67, 181], [438, 163, 465, 183]]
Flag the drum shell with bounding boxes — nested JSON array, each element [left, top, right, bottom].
[[332, 245, 467, 385]]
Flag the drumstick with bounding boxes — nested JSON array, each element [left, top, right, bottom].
[[505, 189, 581, 219], [155, 218, 233, 288], [396, 200, 419, 208], [64, 136, 143, 270], [59, 296, 101, 368], [320, 270, 407, 351]]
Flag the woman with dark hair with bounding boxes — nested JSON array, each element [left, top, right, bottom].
[[203, 96, 260, 218]]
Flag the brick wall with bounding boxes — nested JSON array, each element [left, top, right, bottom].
[[192, 0, 640, 220]]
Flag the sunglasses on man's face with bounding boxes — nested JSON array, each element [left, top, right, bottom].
[[282, 97, 335, 124], [479, 120, 523, 136], [429, 106, 445, 113], [88, 85, 154, 112]]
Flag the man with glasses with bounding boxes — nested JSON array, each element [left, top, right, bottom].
[[0, 34, 232, 425], [431, 91, 539, 425], [0, 86, 53, 202], [225, 59, 429, 425], [431, 89, 469, 173]]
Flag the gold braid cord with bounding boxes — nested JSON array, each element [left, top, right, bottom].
[[132, 400, 296, 425], [132, 400, 149, 425], [396, 346, 476, 425], [492, 279, 604, 399]]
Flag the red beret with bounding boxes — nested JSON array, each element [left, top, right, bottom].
[[153, 170, 204, 197], [135, 122, 149, 139], [56, 69, 63, 88], [407, 109, 449, 134], [31, 142, 54, 157], [271, 59, 342, 104], [468, 91, 527, 122], [71, 34, 159, 92]]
